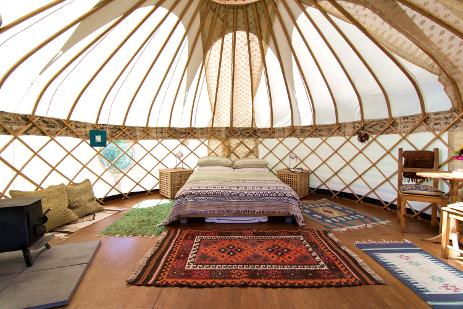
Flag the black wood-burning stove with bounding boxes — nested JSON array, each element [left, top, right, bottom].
[[0, 197, 51, 266]]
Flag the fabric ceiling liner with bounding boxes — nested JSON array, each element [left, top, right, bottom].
[[0, 0, 460, 128]]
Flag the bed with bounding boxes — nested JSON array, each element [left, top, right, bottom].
[[163, 169, 305, 226]]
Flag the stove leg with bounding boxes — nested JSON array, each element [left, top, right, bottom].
[[22, 248, 33, 267]]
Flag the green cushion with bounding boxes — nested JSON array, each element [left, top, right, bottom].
[[67, 179, 104, 218], [10, 185, 78, 231]]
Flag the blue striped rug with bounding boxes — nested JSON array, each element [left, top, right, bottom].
[[356, 241, 463, 308]]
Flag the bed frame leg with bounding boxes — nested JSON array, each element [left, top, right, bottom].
[[285, 216, 294, 224], [180, 218, 188, 225]]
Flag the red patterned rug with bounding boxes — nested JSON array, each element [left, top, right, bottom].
[[128, 229, 383, 288]]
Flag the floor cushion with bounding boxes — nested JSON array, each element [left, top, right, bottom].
[[10, 185, 78, 231], [67, 179, 104, 218], [399, 184, 443, 196]]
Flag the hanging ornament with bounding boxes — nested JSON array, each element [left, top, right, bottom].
[[99, 140, 134, 173], [357, 127, 369, 143], [89, 129, 107, 147]]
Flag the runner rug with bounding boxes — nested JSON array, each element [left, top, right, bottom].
[[52, 207, 124, 239], [302, 199, 390, 231], [356, 240, 463, 308], [128, 229, 383, 288]]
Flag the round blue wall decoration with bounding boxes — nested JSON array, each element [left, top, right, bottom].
[[99, 140, 134, 172]]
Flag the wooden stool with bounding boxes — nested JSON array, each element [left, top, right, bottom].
[[440, 205, 463, 259]]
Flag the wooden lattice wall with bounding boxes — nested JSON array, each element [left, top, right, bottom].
[[1, 110, 462, 220]]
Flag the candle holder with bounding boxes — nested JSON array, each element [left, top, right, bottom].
[[175, 151, 184, 168], [288, 153, 298, 169]]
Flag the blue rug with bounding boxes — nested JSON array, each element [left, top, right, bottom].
[[356, 241, 463, 308], [301, 199, 389, 231]]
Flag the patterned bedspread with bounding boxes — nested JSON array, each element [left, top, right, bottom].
[[163, 170, 305, 226]]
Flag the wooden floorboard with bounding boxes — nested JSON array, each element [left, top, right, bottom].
[[52, 193, 463, 309]]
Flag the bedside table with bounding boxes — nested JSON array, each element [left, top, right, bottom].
[[159, 168, 194, 198], [277, 169, 310, 198]]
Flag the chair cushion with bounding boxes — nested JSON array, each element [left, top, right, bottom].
[[10, 185, 78, 231], [399, 184, 443, 196], [66, 179, 104, 218]]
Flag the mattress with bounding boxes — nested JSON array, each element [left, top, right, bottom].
[[163, 170, 304, 226]]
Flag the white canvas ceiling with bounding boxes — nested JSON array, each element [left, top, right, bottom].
[[0, 0, 460, 128]]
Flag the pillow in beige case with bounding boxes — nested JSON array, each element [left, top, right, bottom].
[[197, 156, 233, 167], [67, 179, 104, 217], [233, 158, 269, 169], [10, 185, 78, 231], [197, 166, 234, 172], [233, 167, 269, 172]]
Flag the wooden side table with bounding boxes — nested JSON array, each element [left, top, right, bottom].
[[277, 169, 310, 198], [159, 168, 193, 198], [441, 205, 463, 258]]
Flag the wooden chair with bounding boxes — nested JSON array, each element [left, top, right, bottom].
[[397, 148, 447, 233]]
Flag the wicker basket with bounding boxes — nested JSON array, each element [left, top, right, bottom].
[[277, 169, 310, 198], [159, 168, 194, 198]]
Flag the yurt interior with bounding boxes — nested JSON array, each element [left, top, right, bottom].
[[0, 0, 463, 308]]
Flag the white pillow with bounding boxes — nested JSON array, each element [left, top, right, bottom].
[[197, 166, 233, 172], [233, 167, 269, 172]]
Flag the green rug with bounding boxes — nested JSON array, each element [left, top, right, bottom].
[[100, 199, 173, 237]]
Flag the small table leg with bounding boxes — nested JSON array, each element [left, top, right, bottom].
[[441, 210, 450, 258], [423, 180, 458, 243], [22, 248, 33, 267]]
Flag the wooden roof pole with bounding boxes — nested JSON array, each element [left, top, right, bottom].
[[278, 0, 335, 125], [251, 3, 274, 128], [165, 2, 213, 127], [189, 4, 221, 128], [210, 7, 229, 128], [143, 1, 200, 127], [326, 0, 427, 116], [396, 0, 463, 40], [229, 6, 238, 128], [32, 0, 152, 115], [0, 0, 115, 89], [260, 1, 298, 126], [96, 0, 175, 123], [243, 6, 256, 128], [302, 0, 392, 119], [0, 0, 68, 34], [378, 1, 463, 111], [282, 0, 363, 123], [67, 1, 194, 121]]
